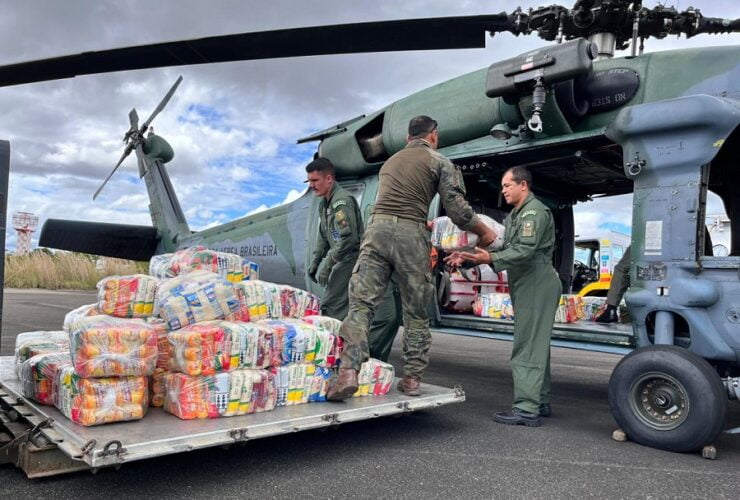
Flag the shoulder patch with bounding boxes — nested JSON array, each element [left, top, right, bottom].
[[521, 209, 538, 218], [332, 199, 347, 210], [522, 220, 535, 237]]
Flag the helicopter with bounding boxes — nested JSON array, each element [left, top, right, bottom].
[[0, 0, 739, 455]]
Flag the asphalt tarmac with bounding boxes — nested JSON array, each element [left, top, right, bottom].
[[1, 289, 739, 498]]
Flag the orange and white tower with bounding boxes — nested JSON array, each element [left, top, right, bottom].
[[12, 212, 38, 255]]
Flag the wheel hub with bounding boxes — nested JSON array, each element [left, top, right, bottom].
[[630, 372, 690, 430]]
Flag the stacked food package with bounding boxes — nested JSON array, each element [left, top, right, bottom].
[[156, 271, 243, 330], [19, 352, 71, 405], [13, 246, 400, 428], [14, 330, 69, 377], [582, 297, 608, 321], [430, 214, 505, 251], [56, 365, 148, 426], [233, 280, 321, 321], [96, 274, 159, 318], [555, 295, 585, 323], [473, 293, 515, 320], [67, 316, 158, 377], [148, 246, 259, 283]]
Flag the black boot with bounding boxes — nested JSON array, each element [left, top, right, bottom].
[[539, 403, 551, 417], [595, 305, 618, 324], [493, 408, 541, 427]]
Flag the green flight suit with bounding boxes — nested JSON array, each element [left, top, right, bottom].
[[309, 184, 403, 353], [309, 183, 362, 320], [490, 193, 561, 414]]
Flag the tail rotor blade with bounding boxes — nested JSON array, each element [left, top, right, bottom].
[[141, 75, 183, 131], [93, 144, 133, 200]]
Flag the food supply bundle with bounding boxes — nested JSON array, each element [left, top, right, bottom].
[[430, 214, 505, 252], [68, 316, 158, 377], [582, 296, 609, 321], [354, 359, 395, 397], [19, 352, 72, 406], [157, 270, 243, 330], [55, 365, 148, 426], [473, 293, 515, 320], [97, 274, 160, 318], [555, 294, 585, 324], [258, 319, 337, 366], [164, 369, 276, 419], [270, 363, 334, 406], [233, 280, 321, 321], [63, 304, 101, 333], [14, 330, 69, 377], [149, 246, 259, 283]]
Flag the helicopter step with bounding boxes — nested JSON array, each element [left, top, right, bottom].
[[0, 357, 464, 477]]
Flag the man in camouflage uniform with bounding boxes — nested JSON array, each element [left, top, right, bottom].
[[327, 115, 497, 401], [446, 166, 561, 427], [595, 245, 631, 323], [306, 157, 362, 319]]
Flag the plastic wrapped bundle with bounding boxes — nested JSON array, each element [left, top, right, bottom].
[[96, 274, 160, 318], [157, 270, 241, 330], [473, 293, 514, 320], [279, 286, 321, 318], [149, 368, 169, 407], [14, 331, 69, 377], [68, 316, 157, 377], [167, 246, 260, 283], [302, 316, 344, 367], [282, 319, 336, 366], [63, 304, 101, 333], [308, 365, 333, 403], [353, 359, 394, 397], [55, 366, 148, 426], [233, 280, 268, 321], [430, 214, 505, 251], [582, 297, 608, 321], [149, 253, 175, 279], [168, 323, 232, 376], [198, 320, 278, 370], [555, 295, 580, 323], [19, 352, 72, 405], [164, 369, 275, 419], [152, 321, 172, 370], [271, 363, 313, 406]]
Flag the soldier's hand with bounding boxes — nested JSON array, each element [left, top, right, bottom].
[[308, 261, 320, 282], [443, 251, 465, 268], [317, 260, 333, 287], [458, 247, 493, 266]]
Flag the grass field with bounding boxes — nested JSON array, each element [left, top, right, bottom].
[[3, 252, 147, 290]]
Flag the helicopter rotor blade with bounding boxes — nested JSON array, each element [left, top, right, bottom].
[[0, 14, 518, 87], [93, 143, 133, 200], [140, 76, 183, 132]]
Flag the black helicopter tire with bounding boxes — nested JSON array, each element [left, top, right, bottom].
[[608, 345, 727, 453]]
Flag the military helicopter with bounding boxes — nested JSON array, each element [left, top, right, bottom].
[[1, 0, 739, 455]]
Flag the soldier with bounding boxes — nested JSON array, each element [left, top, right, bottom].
[[595, 245, 631, 323], [445, 166, 561, 427], [306, 157, 403, 354], [327, 115, 497, 401], [305, 157, 362, 320]]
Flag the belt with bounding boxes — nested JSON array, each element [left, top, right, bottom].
[[369, 214, 427, 228]]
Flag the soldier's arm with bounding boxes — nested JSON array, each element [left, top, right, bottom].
[[326, 197, 361, 263], [435, 156, 480, 231], [310, 220, 330, 267], [490, 210, 550, 272]]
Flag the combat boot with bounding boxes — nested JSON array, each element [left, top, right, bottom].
[[595, 305, 618, 324], [493, 408, 541, 427], [397, 375, 422, 396], [327, 368, 359, 401], [539, 403, 551, 417]]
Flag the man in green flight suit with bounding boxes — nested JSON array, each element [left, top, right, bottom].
[[306, 157, 403, 357], [306, 157, 362, 319], [326, 115, 497, 401], [446, 166, 561, 427]]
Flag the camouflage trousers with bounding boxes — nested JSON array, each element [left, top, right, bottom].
[[338, 214, 434, 378], [606, 245, 631, 307]]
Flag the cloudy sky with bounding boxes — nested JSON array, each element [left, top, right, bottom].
[[0, 0, 738, 250]]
